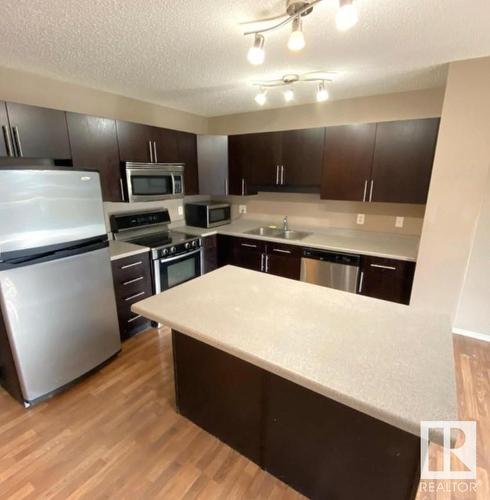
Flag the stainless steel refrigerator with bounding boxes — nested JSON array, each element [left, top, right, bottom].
[[0, 169, 121, 406]]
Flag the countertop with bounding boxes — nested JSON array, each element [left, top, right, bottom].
[[109, 240, 150, 261], [173, 219, 420, 261], [132, 265, 457, 438]]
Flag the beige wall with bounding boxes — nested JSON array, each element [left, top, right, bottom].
[[208, 88, 445, 135], [453, 167, 490, 338], [411, 57, 490, 322], [0, 66, 208, 134]]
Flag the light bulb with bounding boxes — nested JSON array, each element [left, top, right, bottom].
[[336, 0, 358, 31], [288, 17, 305, 51], [283, 88, 295, 102], [247, 34, 265, 65], [255, 90, 267, 106], [316, 82, 329, 102]]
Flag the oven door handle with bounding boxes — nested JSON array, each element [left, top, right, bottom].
[[159, 248, 201, 264]]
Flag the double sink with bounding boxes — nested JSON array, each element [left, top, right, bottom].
[[245, 226, 311, 241]]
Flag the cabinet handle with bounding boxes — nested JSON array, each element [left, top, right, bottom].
[[241, 243, 257, 248], [120, 261, 143, 270], [149, 141, 153, 163], [12, 126, 23, 157], [370, 264, 397, 271], [369, 180, 374, 202], [122, 276, 144, 286], [128, 314, 142, 324], [276, 165, 279, 185], [362, 180, 368, 202], [2, 126, 14, 157], [260, 253, 264, 272], [273, 248, 291, 254], [224, 178, 229, 196], [358, 271, 364, 293], [124, 291, 146, 302], [281, 165, 285, 185], [119, 178, 126, 201], [265, 254, 270, 273], [241, 178, 245, 196], [153, 141, 158, 163]]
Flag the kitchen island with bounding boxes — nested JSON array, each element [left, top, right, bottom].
[[132, 266, 457, 499]]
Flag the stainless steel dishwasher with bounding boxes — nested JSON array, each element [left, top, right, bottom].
[[300, 248, 361, 293]]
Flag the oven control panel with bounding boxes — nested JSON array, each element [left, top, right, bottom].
[[154, 238, 201, 260]]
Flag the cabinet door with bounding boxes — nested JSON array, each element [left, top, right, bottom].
[[321, 123, 377, 201], [233, 237, 266, 272], [202, 235, 218, 274], [281, 128, 325, 188], [217, 234, 235, 267], [371, 119, 440, 204], [116, 120, 154, 162], [245, 132, 282, 189], [176, 131, 199, 195], [0, 101, 12, 157], [359, 256, 416, 305], [154, 127, 179, 163], [6, 102, 71, 159], [266, 242, 302, 280], [67, 113, 122, 202], [227, 134, 257, 196]]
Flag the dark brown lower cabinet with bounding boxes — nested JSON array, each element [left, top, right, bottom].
[[111, 253, 153, 340], [201, 235, 218, 274], [266, 242, 302, 280], [172, 331, 421, 500], [360, 256, 416, 305]]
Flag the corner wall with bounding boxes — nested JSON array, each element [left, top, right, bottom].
[[411, 57, 490, 321]]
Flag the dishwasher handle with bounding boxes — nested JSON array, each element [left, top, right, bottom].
[[302, 248, 360, 267]]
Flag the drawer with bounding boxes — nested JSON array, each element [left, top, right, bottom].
[[266, 241, 302, 258], [233, 237, 267, 253], [114, 274, 150, 301], [112, 253, 151, 283], [120, 311, 151, 341]]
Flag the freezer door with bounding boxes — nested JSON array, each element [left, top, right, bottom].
[[0, 169, 107, 257], [0, 247, 121, 402]]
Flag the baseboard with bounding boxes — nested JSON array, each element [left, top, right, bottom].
[[453, 327, 490, 343]]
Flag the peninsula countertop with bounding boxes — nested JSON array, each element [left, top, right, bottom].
[[132, 265, 457, 438], [172, 219, 420, 261]]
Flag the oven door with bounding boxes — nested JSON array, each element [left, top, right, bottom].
[[154, 248, 202, 293], [126, 165, 181, 202]]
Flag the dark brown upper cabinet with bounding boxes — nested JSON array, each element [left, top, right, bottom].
[[176, 131, 199, 195], [246, 132, 282, 189], [280, 128, 325, 189], [3, 102, 71, 160], [116, 120, 155, 163], [228, 134, 258, 196], [370, 118, 440, 204], [0, 102, 12, 157], [154, 127, 179, 163], [321, 123, 377, 201], [67, 113, 122, 202]]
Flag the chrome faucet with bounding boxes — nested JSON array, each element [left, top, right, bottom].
[[282, 216, 289, 232]]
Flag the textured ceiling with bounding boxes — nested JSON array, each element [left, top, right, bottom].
[[0, 0, 489, 117]]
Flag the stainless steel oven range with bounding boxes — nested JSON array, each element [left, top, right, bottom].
[[111, 209, 202, 294]]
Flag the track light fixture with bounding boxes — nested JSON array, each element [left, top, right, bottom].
[[241, 0, 359, 64], [253, 72, 334, 106], [247, 34, 265, 65]]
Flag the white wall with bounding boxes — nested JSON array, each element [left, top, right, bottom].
[[411, 57, 490, 322], [454, 167, 490, 339]]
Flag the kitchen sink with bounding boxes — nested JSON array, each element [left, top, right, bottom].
[[245, 227, 311, 240]]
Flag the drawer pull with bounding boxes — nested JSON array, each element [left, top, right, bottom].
[[124, 291, 146, 302], [273, 248, 291, 254], [128, 314, 142, 324], [370, 264, 397, 271], [241, 243, 257, 248], [122, 276, 144, 286], [120, 261, 143, 270]]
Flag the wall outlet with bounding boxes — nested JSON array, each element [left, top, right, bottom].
[[178, 205, 184, 216], [395, 216, 404, 228], [239, 204, 247, 214], [356, 213, 365, 225]]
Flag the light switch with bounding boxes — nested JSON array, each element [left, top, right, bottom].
[[395, 216, 404, 228], [239, 205, 247, 214], [356, 214, 365, 225]]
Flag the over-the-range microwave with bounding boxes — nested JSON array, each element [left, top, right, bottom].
[[121, 162, 185, 203]]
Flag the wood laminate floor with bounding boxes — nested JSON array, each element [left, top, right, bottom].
[[0, 329, 488, 500]]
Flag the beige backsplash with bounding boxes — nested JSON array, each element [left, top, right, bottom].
[[214, 193, 425, 236]]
